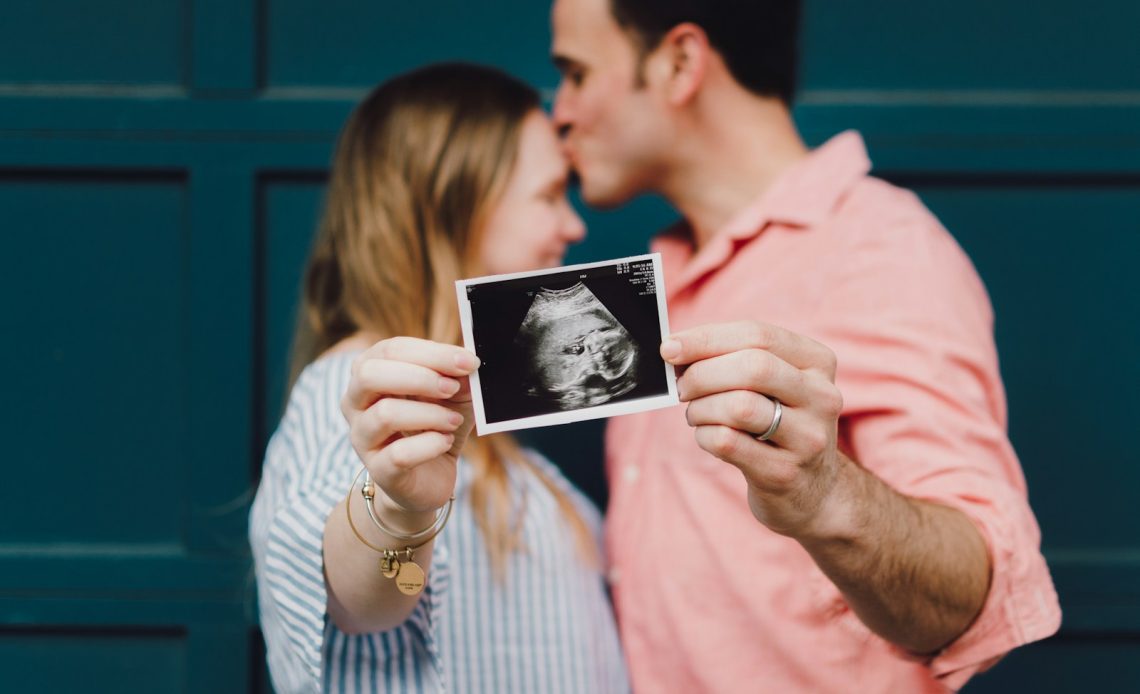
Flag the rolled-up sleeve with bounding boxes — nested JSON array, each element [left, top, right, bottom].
[[818, 211, 1062, 688], [249, 361, 449, 692], [250, 428, 345, 689]]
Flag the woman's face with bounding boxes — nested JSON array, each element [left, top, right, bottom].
[[478, 110, 586, 275]]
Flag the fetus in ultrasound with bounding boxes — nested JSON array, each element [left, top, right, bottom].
[[515, 283, 639, 410]]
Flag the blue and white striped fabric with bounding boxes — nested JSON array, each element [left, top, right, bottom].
[[250, 352, 629, 693]]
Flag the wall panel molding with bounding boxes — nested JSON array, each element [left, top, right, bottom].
[[1, 2, 1134, 690]]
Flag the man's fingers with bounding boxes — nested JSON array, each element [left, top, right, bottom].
[[662, 321, 836, 376], [345, 359, 463, 410], [685, 390, 787, 442], [676, 349, 808, 406], [355, 337, 480, 379], [692, 425, 800, 493]]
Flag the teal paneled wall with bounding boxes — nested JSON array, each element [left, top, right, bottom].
[[1, 1, 1137, 691], [1, 1, 186, 85], [801, 2, 1140, 91], [5, 628, 189, 692], [3, 174, 187, 544]]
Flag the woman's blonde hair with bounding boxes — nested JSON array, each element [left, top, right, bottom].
[[291, 63, 594, 576]]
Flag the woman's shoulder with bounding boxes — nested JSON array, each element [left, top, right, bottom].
[[275, 349, 362, 445], [285, 333, 375, 417], [293, 350, 359, 404]]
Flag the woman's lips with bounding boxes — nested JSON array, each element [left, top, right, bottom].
[[561, 142, 580, 169]]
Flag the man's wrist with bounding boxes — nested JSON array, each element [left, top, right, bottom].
[[795, 453, 867, 548]]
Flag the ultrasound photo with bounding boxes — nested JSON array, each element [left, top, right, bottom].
[[457, 254, 678, 435]]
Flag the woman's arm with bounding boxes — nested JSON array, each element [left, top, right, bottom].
[[324, 337, 479, 633], [324, 485, 441, 633]]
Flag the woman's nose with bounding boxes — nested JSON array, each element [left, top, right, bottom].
[[561, 205, 586, 243]]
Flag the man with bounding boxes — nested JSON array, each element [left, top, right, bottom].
[[550, 0, 1061, 691]]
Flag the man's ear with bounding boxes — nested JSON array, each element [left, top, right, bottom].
[[651, 22, 709, 106]]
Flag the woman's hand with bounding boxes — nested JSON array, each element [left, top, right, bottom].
[[340, 337, 480, 527]]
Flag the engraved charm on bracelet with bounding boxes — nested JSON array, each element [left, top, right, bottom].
[[380, 550, 400, 579], [344, 466, 454, 597], [395, 548, 426, 596]]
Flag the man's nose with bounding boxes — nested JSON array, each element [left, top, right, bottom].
[[552, 83, 573, 136]]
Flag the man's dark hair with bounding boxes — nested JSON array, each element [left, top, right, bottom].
[[608, 0, 802, 104]]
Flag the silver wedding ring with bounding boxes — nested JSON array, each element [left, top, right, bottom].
[[756, 398, 783, 441]]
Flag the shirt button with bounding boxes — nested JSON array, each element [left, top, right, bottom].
[[623, 466, 640, 483]]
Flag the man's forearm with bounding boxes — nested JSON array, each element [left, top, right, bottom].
[[662, 322, 993, 653], [791, 453, 992, 654]]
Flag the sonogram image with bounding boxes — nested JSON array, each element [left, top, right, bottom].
[[461, 255, 674, 430], [515, 282, 639, 410]]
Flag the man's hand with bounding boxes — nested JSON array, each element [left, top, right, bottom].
[[662, 320, 992, 653], [662, 320, 846, 539]]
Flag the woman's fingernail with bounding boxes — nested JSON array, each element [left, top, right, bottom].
[[439, 378, 460, 396], [448, 411, 464, 427], [455, 352, 479, 370], [660, 339, 681, 361]]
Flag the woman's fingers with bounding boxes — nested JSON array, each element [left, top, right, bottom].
[[343, 359, 463, 412], [356, 337, 479, 378], [352, 398, 463, 452], [371, 431, 456, 472], [343, 337, 480, 414]]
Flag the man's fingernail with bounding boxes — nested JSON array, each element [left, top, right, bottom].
[[661, 339, 681, 361]]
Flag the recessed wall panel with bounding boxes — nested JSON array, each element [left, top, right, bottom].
[[258, 176, 326, 448], [970, 634, 1140, 690], [2, 627, 186, 694], [263, 0, 557, 88], [0, 1, 186, 86], [0, 173, 187, 544], [801, 1, 1140, 92]]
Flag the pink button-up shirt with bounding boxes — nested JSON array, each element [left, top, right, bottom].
[[605, 131, 1061, 693]]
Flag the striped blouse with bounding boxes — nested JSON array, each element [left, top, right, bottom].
[[249, 352, 629, 693]]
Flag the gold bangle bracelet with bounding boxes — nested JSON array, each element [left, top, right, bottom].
[[361, 469, 452, 543], [344, 466, 454, 554]]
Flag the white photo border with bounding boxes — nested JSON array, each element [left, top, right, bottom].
[[455, 252, 678, 435]]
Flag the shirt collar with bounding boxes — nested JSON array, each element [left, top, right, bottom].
[[654, 130, 872, 298], [722, 129, 872, 240]]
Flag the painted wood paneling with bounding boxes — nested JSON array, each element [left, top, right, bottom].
[[0, 1, 1135, 691]]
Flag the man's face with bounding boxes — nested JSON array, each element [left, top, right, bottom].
[[550, 0, 669, 208]]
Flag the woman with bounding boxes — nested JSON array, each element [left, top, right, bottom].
[[249, 63, 628, 693]]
